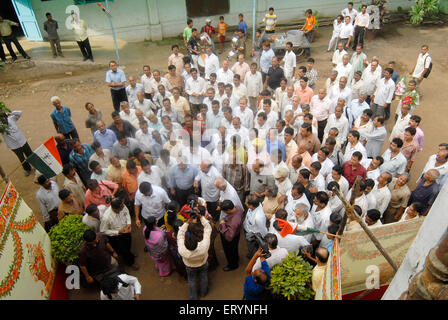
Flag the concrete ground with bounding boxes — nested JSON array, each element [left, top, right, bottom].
[[1, 22, 448, 300]]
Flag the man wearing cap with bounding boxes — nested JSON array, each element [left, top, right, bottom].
[[201, 18, 217, 53]]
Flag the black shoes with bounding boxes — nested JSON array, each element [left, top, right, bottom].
[[223, 265, 238, 272]]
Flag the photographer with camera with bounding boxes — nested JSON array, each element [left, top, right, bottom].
[[84, 179, 119, 207], [177, 210, 212, 300], [243, 247, 271, 300], [251, 233, 288, 272]]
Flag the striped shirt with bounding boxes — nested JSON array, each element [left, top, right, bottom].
[[69, 144, 94, 173]]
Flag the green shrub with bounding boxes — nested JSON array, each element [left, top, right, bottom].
[[49, 215, 91, 264], [269, 252, 314, 300], [409, 0, 440, 24], [0, 102, 11, 137]]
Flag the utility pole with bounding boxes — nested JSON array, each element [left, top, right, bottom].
[[99, 0, 120, 65]]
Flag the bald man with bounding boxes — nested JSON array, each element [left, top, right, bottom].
[[216, 177, 243, 220], [126, 76, 144, 109], [194, 160, 222, 221]]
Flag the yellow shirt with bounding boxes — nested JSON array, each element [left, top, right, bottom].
[[0, 20, 18, 37], [263, 14, 277, 31], [106, 160, 127, 184]]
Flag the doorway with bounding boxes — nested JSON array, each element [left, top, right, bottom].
[[0, 0, 23, 37]]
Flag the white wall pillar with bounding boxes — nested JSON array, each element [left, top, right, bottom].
[[146, 0, 163, 41]]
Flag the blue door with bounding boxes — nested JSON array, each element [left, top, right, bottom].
[[10, 0, 42, 41]]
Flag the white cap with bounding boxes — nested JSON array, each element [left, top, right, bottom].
[[205, 18, 211, 22]]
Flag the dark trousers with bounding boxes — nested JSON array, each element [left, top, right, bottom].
[[221, 233, 240, 268], [50, 38, 63, 56], [185, 262, 208, 300], [0, 39, 6, 61], [108, 233, 135, 266], [317, 119, 327, 142], [63, 128, 79, 140], [11, 142, 33, 172], [76, 37, 93, 60], [304, 31, 313, 56], [206, 201, 219, 222], [2, 35, 28, 60], [175, 187, 194, 207], [111, 88, 128, 112], [353, 26, 366, 49]]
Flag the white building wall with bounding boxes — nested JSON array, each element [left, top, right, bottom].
[[29, 0, 413, 42]]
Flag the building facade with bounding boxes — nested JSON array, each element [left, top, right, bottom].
[[11, 0, 412, 42]]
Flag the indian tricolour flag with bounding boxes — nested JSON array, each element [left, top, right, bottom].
[[26, 137, 63, 179]]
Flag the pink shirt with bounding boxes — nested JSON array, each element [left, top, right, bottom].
[[231, 62, 250, 81], [405, 125, 424, 151], [295, 86, 314, 105], [309, 95, 332, 121]]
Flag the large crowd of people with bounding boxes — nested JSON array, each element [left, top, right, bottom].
[[1, 2, 443, 301]]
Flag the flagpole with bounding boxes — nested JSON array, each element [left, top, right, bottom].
[[6, 159, 29, 178]]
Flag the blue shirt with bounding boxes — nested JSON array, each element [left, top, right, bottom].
[[51, 106, 75, 134], [243, 260, 271, 300], [94, 129, 117, 151], [167, 164, 198, 190], [260, 48, 275, 73], [238, 21, 248, 34], [105, 68, 126, 90], [266, 138, 286, 162]]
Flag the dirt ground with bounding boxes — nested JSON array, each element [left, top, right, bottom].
[[1, 22, 448, 300]]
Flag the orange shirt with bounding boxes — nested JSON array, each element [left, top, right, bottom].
[[304, 16, 316, 31], [121, 166, 142, 200], [217, 22, 227, 35]]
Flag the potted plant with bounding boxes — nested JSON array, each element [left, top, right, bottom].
[[49, 215, 91, 265], [269, 252, 315, 300], [409, 0, 440, 24]]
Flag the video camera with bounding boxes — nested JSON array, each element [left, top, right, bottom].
[[254, 234, 271, 259]]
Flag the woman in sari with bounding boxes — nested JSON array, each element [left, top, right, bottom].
[[143, 216, 175, 277]]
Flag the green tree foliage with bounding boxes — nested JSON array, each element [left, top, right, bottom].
[[269, 252, 315, 300], [0, 101, 12, 137], [49, 215, 91, 264], [409, 0, 440, 24]]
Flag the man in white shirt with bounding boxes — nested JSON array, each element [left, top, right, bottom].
[[343, 130, 367, 162], [101, 198, 138, 269], [243, 195, 268, 255], [185, 68, 206, 116], [216, 59, 234, 85], [341, 2, 358, 22], [370, 172, 392, 217], [126, 76, 144, 109], [371, 67, 395, 120], [256, 100, 278, 130], [310, 191, 332, 241], [206, 100, 223, 130], [135, 121, 153, 153], [332, 41, 348, 67], [134, 181, 170, 229], [204, 46, 219, 80], [390, 103, 412, 142], [281, 41, 297, 84], [311, 148, 335, 179], [149, 70, 172, 96], [410, 44, 431, 84], [216, 177, 244, 218], [310, 88, 332, 141], [361, 60, 381, 103], [339, 16, 355, 50], [36, 175, 60, 231], [194, 160, 222, 221], [284, 183, 311, 217], [420, 143, 448, 185], [119, 101, 139, 129], [137, 160, 163, 187], [155, 149, 176, 185], [134, 91, 156, 118], [233, 97, 254, 130], [232, 74, 248, 99], [329, 76, 352, 114], [269, 209, 309, 253], [335, 54, 352, 81], [251, 233, 289, 271], [244, 62, 263, 114], [380, 138, 408, 178], [323, 103, 349, 147], [345, 93, 369, 126], [360, 115, 387, 158], [352, 5, 369, 50], [202, 87, 218, 110]]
